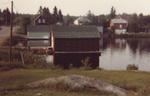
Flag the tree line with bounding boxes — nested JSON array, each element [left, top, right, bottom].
[[1, 6, 150, 33], [0, 8, 11, 25], [87, 7, 150, 33], [37, 6, 64, 24], [0, 6, 64, 26]]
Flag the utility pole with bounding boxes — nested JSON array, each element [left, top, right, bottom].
[[9, 1, 13, 65]]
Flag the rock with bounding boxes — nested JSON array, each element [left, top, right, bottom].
[[36, 93, 42, 96], [27, 75, 127, 96]]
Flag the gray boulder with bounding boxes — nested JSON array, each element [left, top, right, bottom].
[[27, 75, 127, 96]]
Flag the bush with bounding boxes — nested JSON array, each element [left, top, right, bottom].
[[23, 52, 50, 68], [0, 48, 53, 70], [81, 57, 92, 69], [127, 64, 138, 71], [2, 35, 26, 46], [0, 48, 21, 61]]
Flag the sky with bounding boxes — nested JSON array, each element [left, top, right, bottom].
[[0, 0, 150, 16]]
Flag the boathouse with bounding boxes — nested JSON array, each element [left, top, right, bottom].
[[53, 25, 101, 69]]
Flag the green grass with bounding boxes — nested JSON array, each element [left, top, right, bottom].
[[0, 69, 150, 96], [0, 88, 117, 96]]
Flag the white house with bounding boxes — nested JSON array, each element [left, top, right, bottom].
[[74, 16, 91, 25], [110, 17, 128, 34]]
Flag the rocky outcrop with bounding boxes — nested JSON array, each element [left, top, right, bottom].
[[27, 75, 127, 96]]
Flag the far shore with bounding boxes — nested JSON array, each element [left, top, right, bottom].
[[114, 32, 150, 38]]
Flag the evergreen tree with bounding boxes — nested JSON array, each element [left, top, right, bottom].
[[0, 9, 2, 19], [58, 9, 63, 23], [38, 6, 43, 14], [3, 8, 11, 25], [0, 9, 2, 16], [21, 16, 31, 34], [65, 14, 73, 25], [110, 6, 116, 19], [44, 7, 52, 24], [87, 10, 93, 20], [128, 13, 139, 32], [53, 6, 59, 23], [0, 9, 2, 25], [87, 10, 96, 25], [53, 6, 58, 16], [43, 7, 51, 16]]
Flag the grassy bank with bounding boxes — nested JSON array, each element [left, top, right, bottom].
[[0, 69, 150, 96]]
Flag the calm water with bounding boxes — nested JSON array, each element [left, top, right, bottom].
[[100, 38, 150, 71]]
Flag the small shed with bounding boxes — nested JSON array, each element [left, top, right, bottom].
[[27, 25, 52, 50], [52, 25, 101, 69]]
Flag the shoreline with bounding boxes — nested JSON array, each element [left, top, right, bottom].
[[115, 33, 150, 38]]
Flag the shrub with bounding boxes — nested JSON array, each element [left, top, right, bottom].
[[2, 35, 26, 46], [127, 64, 138, 71], [0, 48, 53, 70], [23, 52, 48, 68], [81, 57, 92, 69]]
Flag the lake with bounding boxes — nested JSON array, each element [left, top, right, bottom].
[[100, 38, 150, 71]]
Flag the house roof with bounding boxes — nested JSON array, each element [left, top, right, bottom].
[[111, 17, 128, 24], [27, 25, 51, 39], [52, 25, 100, 39], [74, 16, 91, 23], [27, 25, 51, 32]]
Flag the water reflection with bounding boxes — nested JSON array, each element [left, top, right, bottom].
[[100, 38, 150, 71]]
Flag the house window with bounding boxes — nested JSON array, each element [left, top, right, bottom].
[[120, 24, 123, 29], [43, 19, 46, 23], [38, 19, 41, 23]]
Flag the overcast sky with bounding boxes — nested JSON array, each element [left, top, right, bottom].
[[0, 0, 150, 16]]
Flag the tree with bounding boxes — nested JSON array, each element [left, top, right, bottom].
[[58, 9, 63, 23], [0, 9, 2, 16], [21, 16, 31, 34], [65, 14, 73, 26], [53, 6, 58, 16], [0, 9, 2, 25], [53, 6, 59, 24], [110, 6, 116, 19], [3, 8, 11, 25], [43, 7, 51, 16], [87, 10, 94, 20], [38, 6, 43, 14], [37, 6, 53, 25], [138, 13, 144, 31], [87, 10, 101, 25], [98, 15, 107, 25], [128, 13, 139, 32]]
